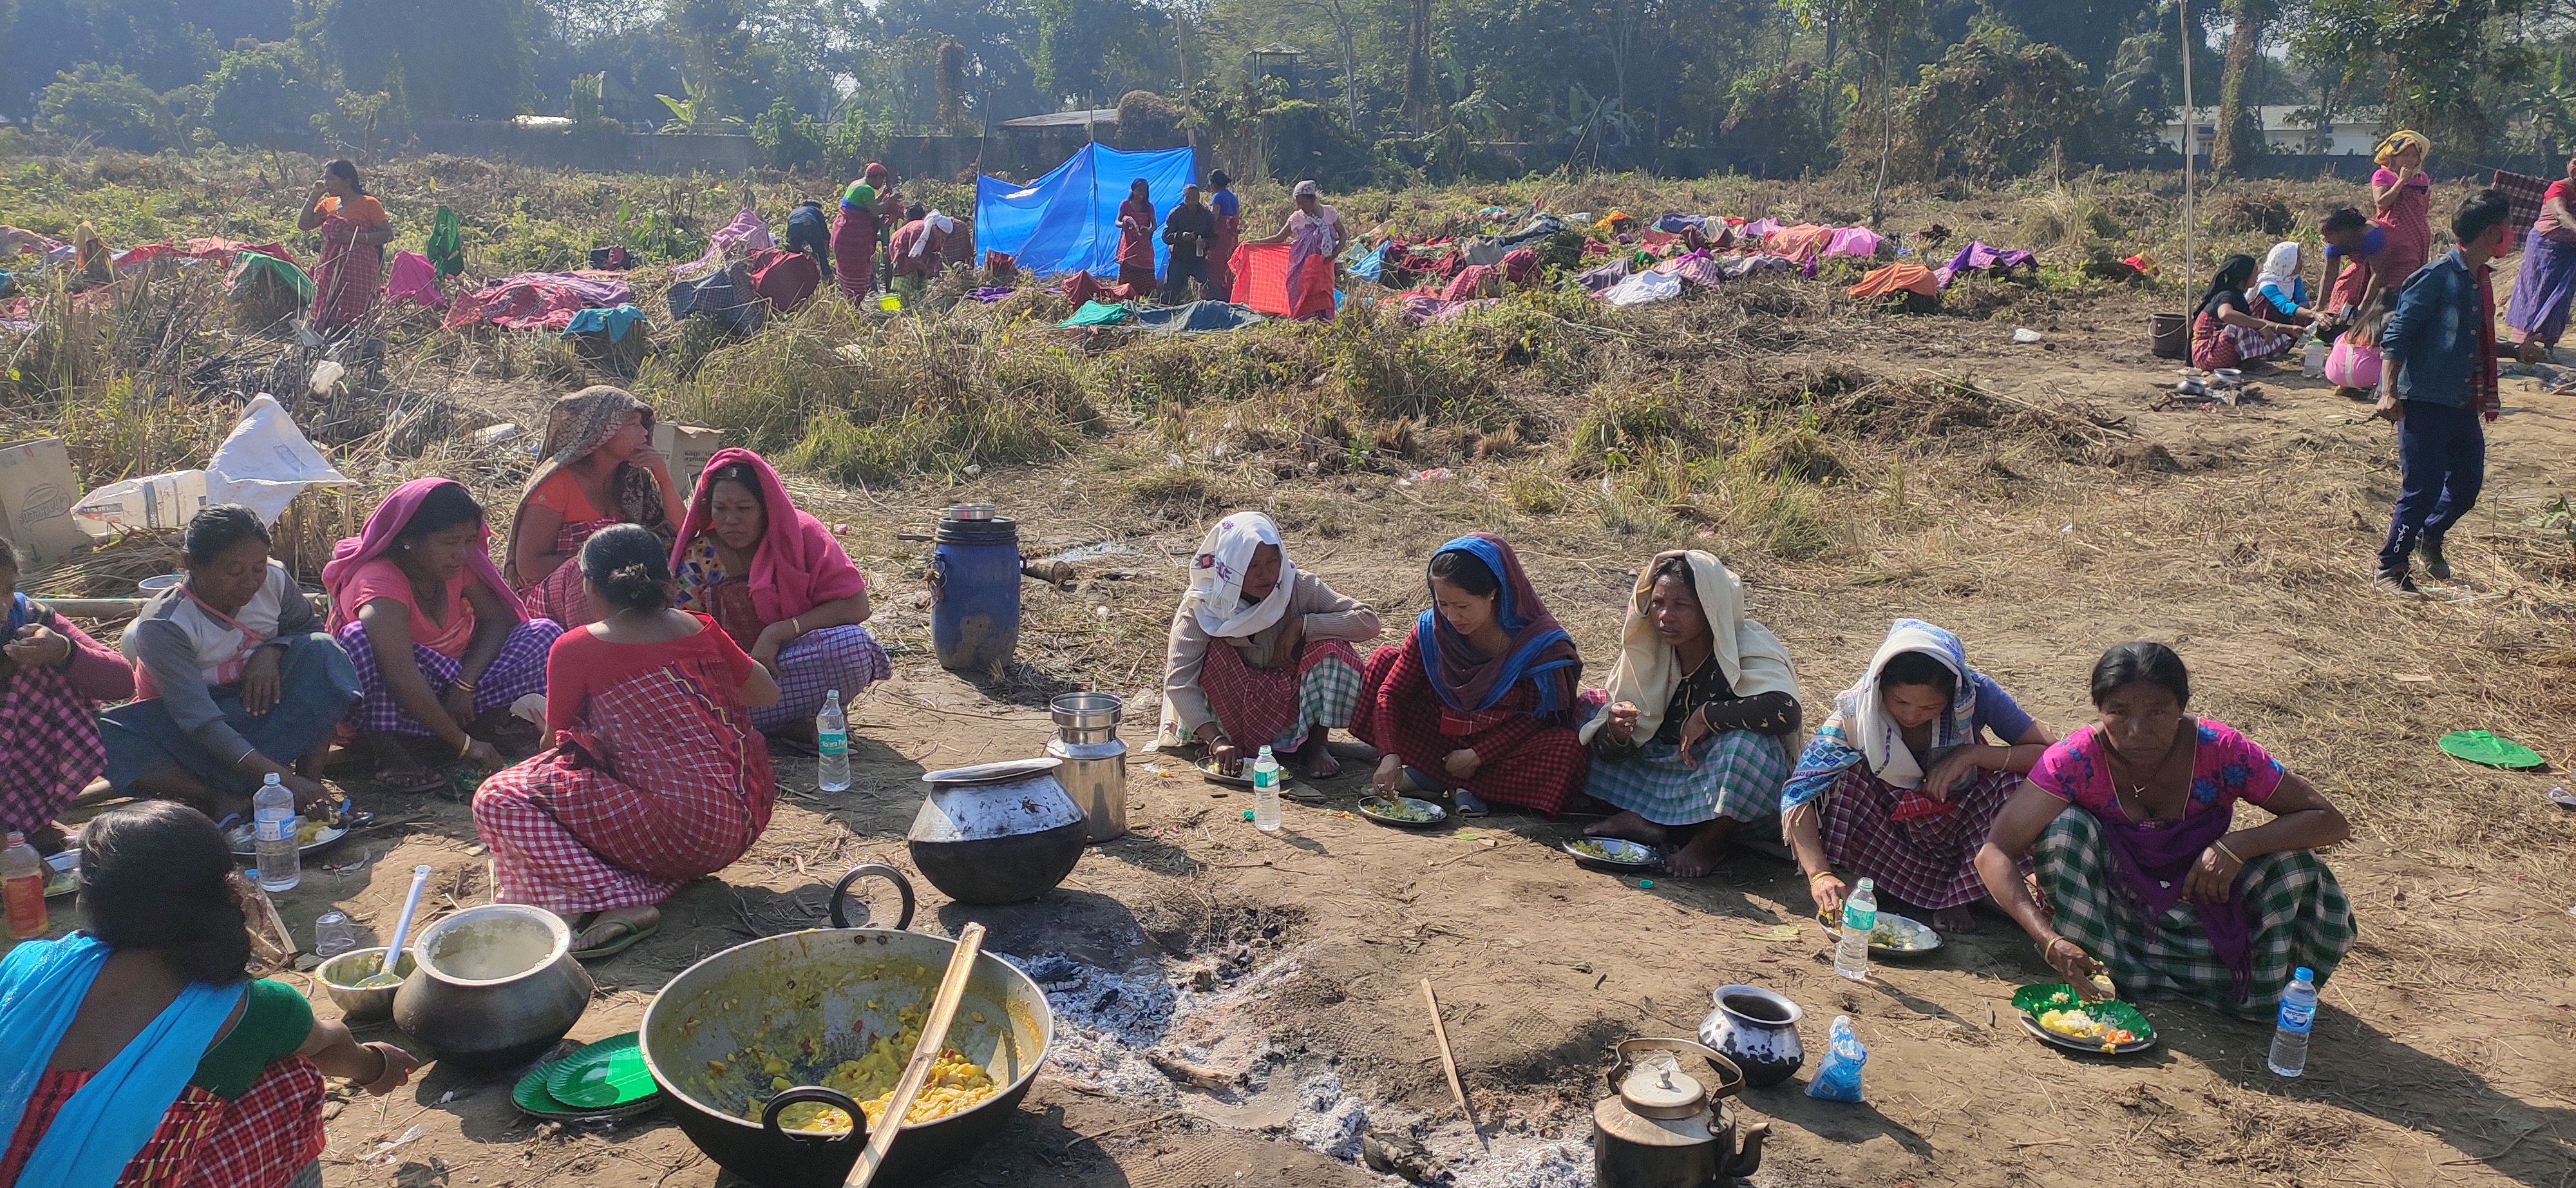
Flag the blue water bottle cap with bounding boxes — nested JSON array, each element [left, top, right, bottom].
[[2294, 966, 2313, 982]]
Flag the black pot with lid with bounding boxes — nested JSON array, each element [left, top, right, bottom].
[[1592, 1038, 1768, 1188], [905, 758, 1090, 904]]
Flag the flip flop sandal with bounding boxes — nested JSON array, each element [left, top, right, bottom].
[[374, 767, 449, 796], [572, 917, 659, 962], [1450, 790, 1492, 818]]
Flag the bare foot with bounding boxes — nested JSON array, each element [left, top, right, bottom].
[[1933, 905, 1979, 934], [1584, 810, 1668, 846], [1664, 822, 1734, 879], [1296, 732, 1341, 779]]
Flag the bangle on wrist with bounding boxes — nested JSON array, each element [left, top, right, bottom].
[[2213, 838, 2244, 866], [451, 675, 477, 693]]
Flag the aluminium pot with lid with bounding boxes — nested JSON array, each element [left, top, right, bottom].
[[905, 758, 1088, 904]]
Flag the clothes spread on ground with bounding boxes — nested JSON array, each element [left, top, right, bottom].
[[561, 304, 646, 343], [1603, 270, 1683, 306], [227, 253, 314, 303], [385, 251, 444, 308], [1848, 263, 1938, 299], [1126, 301, 1264, 334], [667, 263, 764, 334], [678, 208, 774, 280], [446, 272, 634, 332], [1935, 242, 2037, 288], [1060, 300, 1129, 328]]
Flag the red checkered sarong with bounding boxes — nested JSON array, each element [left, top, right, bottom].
[[0, 629, 106, 833], [518, 517, 619, 629], [1194, 636, 1364, 752], [309, 218, 381, 331], [475, 656, 776, 913], [1815, 765, 2024, 910], [0, 1059, 323, 1188], [1349, 637, 1589, 815]]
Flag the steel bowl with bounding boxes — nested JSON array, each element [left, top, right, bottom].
[[639, 866, 1054, 1187], [316, 947, 417, 1025]]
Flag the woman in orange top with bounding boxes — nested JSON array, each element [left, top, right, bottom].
[[296, 159, 392, 332], [503, 387, 685, 630]]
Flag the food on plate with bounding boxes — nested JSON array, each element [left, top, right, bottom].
[[1363, 798, 1441, 823], [1566, 838, 1643, 861], [2036, 1006, 2140, 1053]]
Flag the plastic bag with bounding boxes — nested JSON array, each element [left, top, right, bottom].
[[1805, 1015, 1866, 1102]]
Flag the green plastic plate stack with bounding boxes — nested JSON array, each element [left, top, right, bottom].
[[513, 1033, 661, 1120]]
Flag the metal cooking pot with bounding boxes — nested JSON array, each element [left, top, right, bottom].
[[392, 904, 593, 1072], [906, 758, 1088, 904], [639, 865, 1054, 1187], [1592, 1038, 1768, 1188]]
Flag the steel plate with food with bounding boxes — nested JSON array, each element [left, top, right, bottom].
[[1197, 758, 1292, 790], [1814, 909, 1943, 957], [43, 849, 77, 898], [1355, 796, 1448, 827], [2011, 983, 2158, 1055], [1562, 837, 1659, 868], [226, 805, 364, 857]]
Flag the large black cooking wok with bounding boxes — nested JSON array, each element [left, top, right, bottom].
[[638, 866, 1054, 1186]]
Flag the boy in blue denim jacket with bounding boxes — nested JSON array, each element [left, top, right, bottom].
[[2374, 188, 2511, 591]]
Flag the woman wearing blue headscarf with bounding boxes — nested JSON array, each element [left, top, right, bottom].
[[1352, 534, 1589, 816], [1780, 620, 2053, 934]]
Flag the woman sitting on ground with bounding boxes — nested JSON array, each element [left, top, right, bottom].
[[0, 535, 133, 851], [1975, 642, 2354, 1019], [1157, 512, 1380, 781], [671, 450, 889, 742], [1580, 551, 1803, 878], [2192, 253, 2305, 372], [504, 387, 685, 630], [2325, 289, 2392, 402], [2251, 241, 2317, 329], [325, 478, 560, 792], [475, 525, 779, 961], [100, 506, 360, 824], [1353, 535, 1587, 816], [1783, 620, 2051, 933], [0, 801, 417, 1188]]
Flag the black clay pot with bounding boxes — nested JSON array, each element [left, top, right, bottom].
[[904, 758, 1089, 904]]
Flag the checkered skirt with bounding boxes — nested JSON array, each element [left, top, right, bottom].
[[339, 618, 561, 736], [0, 1058, 324, 1188], [1814, 766, 2023, 910], [1584, 729, 1790, 827], [752, 624, 891, 733], [474, 653, 775, 914], [0, 635, 106, 833], [1193, 636, 1365, 752], [2036, 807, 2356, 1019]]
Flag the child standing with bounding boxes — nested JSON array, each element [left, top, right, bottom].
[[2375, 189, 2514, 592]]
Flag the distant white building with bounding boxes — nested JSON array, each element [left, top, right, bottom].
[[2155, 106, 2386, 155]]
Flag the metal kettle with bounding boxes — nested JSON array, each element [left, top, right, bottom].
[[1592, 1038, 1769, 1188]]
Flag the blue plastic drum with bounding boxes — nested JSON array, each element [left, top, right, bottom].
[[930, 509, 1021, 672]]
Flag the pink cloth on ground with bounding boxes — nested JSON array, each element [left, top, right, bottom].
[[386, 250, 444, 307]]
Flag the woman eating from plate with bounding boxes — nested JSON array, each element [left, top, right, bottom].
[[0, 801, 417, 1188], [1578, 551, 1803, 878], [504, 387, 685, 630], [326, 478, 558, 792], [1975, 642, 2354, 1018], [1782, 620, 2050, 933], [475, 525, 779, 962], [99, 506, 359, 824], [671, 450, 889, 742], [1351, 534, 1587, 816], [1157, 512, 1381, 781]]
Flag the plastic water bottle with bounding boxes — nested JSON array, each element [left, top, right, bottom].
[[2, 832, 47, 940], [2267, 966, 2319, 1077], [1252, 746, 1282, 832], [254, 773, 301, 891], [816, 689, 851, 793], [1835, 877, 1877, 981], [2302, 340, 2328, 379], [313, 911, 361, 959]]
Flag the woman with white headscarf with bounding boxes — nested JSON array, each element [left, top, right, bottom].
[[1781, 620, 2053, 934], [1579, 551, 1803, 878], [886, 206, 956, 305], [2251, 241, 2317, 330], [1158, 513, 1381, 780]]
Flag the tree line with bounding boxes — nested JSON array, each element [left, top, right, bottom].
[[6, 0, 2573, 183]]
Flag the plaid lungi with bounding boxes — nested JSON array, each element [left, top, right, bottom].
[[1815, 766, 2022, 910], [0, 646, 106, 833], [475, 655, 774, 913], [339, 618, 561, 736], [2036, 807, 2355, 1019], [2496, 169, 2552, 245], [518, 518, 620, 629], [0, 1058, 325, 1187], [752, 624, 891, 733], [309, 225, 381, 331], [1194, 637, 1365, 751], [1584, 729, 1790, 827]]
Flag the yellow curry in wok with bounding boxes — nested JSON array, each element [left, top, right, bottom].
[[712, 1001, 1001, 1133]]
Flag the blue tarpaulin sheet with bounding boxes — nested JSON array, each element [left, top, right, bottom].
[[975, 143, 1199, 279]]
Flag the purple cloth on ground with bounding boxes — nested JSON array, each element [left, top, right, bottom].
[[1824, 227, 1884, 258], [1935, 241, 2038, 289], [1739, 218, 1780, 240], [1397, 295, 1497, 325], [1575, 257, 1631, 292], [2095, 801, 2259, 1004], [1654, 213, 1710, 235], [677, 208, 775, 279], [968, 286, 1018, 302], [1653, 251, 1728, 288]]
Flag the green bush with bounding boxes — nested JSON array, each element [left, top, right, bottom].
[[39, 64, 175, 152]]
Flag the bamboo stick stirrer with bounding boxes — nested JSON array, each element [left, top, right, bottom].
[[846, 922, 987, 1188], [1420, 978, 1485, 1151]]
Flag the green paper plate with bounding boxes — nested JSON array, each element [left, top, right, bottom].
[[545, 1033, 658, 1109], [2438, 730, 2546, 770], [2011, 983, 2158, 1054]]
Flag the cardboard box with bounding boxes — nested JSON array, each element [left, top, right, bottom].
[[0, 437, 94, 564], [652, 423, 725, 491]]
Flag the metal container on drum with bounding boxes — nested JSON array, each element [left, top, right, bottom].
[[638, 865, 1054, 1187], [905, 758, 1089, 903], [929, 508, 1019, 673], [1046, 693, 1128, 843]]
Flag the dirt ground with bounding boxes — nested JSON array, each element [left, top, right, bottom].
[[133, 298, 2576, 1188]]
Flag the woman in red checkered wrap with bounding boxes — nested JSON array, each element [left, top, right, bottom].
[[473, 524, 780, 962], [0, 801, 417, 1188], [1155, 512, 1381, 781]]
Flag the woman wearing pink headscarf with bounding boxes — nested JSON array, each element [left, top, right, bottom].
[[325, 479, 562, 792], [670, 450, 889, 742]]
